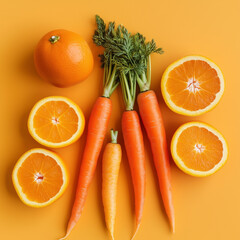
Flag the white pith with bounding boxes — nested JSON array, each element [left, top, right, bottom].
[[51, 117, 60, 125], [194, 143, 205, 153], [34, 172, 44, 183], [186, 78, 200, 93]]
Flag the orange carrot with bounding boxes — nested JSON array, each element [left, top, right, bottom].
[[60, 40, 119, 238], [62, 97, 111, 239], [102, 129, 122, 240], [122, 110, 145, 238], [137, 90, 175, 232], [120, 72, 146, 239]]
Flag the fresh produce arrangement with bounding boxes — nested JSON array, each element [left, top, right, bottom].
[[11, 14, 228, 240]]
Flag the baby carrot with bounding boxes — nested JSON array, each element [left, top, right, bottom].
[[102, 129, 122, 240]]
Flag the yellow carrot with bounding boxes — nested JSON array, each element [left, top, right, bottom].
[[102, 129, 122, 240]]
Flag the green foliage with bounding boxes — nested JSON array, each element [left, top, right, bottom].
[[93, 15, 163, 74], [93, 15, 163, 105]]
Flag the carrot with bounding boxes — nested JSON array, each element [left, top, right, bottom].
[[62, 97, 112, 239], [137, 89, 175, 232], [122, 110, 145, 238], [120, 72, 146, 239], [102, 129, 122, 240], [61, 20, 119, 238], [134, 49, 174, 230]]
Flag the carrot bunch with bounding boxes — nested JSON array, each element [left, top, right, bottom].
[[120, 33, 175, 231], [93, 15, 175, 237], [61, 15, 174, 240], [93, 17, 147, 238]]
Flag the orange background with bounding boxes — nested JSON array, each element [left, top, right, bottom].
[[1, 0, 240, 239]]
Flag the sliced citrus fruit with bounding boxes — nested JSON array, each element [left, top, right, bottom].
[[161, 56, 224, 116], [12, 148, 68, 207], [28, 96, 85, 148], [171, 122, 228, 177]]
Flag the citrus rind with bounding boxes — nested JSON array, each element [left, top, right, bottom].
[[161, 56, 225, 116], [12, 148, 68, 207], [28, 96, 85, 148], [171, 122, 228, 177]]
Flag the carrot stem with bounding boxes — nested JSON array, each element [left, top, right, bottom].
[[135, 56, 151, 92], [103, 61, 118, 98], [146, 55, 151, 85], [120, 71, 136, 111], [110, 129, 118, 144]]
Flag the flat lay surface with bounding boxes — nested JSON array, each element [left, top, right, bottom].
[[1, 0, 240, 239]]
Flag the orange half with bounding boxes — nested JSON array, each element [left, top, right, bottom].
[[28, 96, 85, 148], [12, 148, 68, 207], [171, 122, 228, 177], [161, 56, 224, 116]]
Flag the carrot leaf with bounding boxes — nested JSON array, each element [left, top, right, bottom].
[[93, 15, 163, 102]]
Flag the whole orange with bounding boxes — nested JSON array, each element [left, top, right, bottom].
[[34, 29, 94, 87]]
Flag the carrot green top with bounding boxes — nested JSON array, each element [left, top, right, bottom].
[[120, 71, 136, 111], [110, 129, 118, 144], [102, 56, 118, 98], [93, 16, 119, 98], [93, 15, 163, 98]]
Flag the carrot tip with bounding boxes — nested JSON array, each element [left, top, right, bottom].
[[171, 220, 175, 234], [58, 232, 69, 240], [130, 223, 141, 240], [58, 237, 66, 240], [110, 233, 115, 240]]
